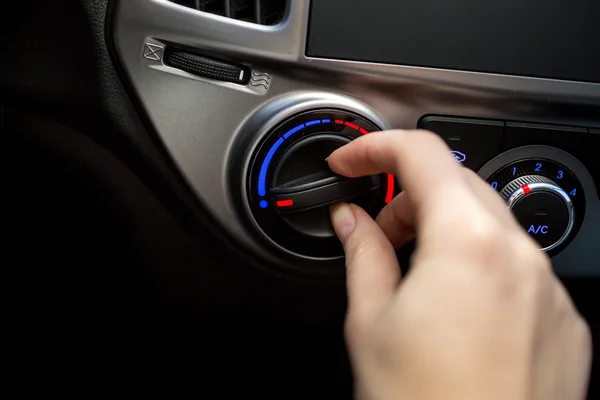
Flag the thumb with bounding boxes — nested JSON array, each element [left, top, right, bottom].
[[331, 203, 401, 334]]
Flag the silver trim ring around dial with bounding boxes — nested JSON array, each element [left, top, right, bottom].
[[505, 181, 575, 252]]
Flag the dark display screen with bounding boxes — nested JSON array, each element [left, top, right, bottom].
[[307, 0, 600, 83]]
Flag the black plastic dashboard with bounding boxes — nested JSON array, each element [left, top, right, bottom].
[[308, 0, 600, 83]]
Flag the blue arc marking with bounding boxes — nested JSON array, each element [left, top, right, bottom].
[[258, 137, 285, 196], [258, 120, 328, 197], [283, 123, 306, 139]]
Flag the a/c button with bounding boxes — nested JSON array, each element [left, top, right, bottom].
[[511, 192, 570, 250], [419, 116, 504, 171]]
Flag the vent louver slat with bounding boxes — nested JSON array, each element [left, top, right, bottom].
[[256, 0, 285, 25], [202, 0, 226, 16], [169, 0, 286, 25], [228, 0, 255, 23]]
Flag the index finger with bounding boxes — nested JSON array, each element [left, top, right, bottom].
[[328, 129, 470, 224]]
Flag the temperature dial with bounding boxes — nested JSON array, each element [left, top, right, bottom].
[[245, 109, 396, 260], [487, 158, 585, 253]]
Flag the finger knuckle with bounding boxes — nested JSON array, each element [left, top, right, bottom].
[[457, 215, 506, 255]]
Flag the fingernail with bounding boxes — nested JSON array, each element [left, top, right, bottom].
[[330, 203, 356, 245], [324, 157, 329, 163]]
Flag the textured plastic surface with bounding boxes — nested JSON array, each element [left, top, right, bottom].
[[165, 50, 250, 84], [307, 0, 600, 83], [271, 174, 379, 213]]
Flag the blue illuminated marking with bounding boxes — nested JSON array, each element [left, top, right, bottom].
[[283, 124, 306, 139], [491, 181, 498, 190], [570, 188, 577, 197], [528, 225, 549, 235], [259, 200, 268, 209], [257, 119, 338, 197], [258, 137, 285, 196], [450, 150, 466, 163], [535, 162, 542, 172]]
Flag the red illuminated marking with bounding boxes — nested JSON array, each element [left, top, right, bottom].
[[385, 174, 395, 203], [276, 199, 294, 207], [521, 184, 531, 195], [359, 128, 369, 135], [334, 120, 344, 125], [344, 122, 359, 130]]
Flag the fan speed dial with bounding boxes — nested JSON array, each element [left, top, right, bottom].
[[487, 158, 585, 253]]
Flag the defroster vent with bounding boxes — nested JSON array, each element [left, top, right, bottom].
[[170, 0, 287, 25]]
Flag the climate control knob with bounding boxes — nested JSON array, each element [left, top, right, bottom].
[[500, 175, 575, 251], [243, 108, 396, 260]]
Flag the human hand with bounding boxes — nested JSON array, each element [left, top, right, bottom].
[[328, 130, 592, 400]]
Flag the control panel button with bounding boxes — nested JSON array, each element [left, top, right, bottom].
[[510, 191, 571, 250], [573, 129, 600, 199], [503, 123, 599, 200], [419, 116, 504, 171], [504, 122, 587, 152]]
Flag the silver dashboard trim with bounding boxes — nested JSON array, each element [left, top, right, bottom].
[[125, 1, 600, 101], [113, 0, 600, 274]]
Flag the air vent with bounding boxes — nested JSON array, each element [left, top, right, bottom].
[[171, 0, 287, 25]]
